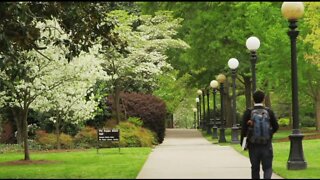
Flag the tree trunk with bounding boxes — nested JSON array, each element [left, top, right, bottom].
[[316, 90, 320, 131], [244, 76, 252, 109], [121, 98, 127, 120], [114, 84, 121, 124], [265, 92, 272, 108], [11, 107, 23, 144], [22, 108, 30, 160], [56, 118, 61, 150]]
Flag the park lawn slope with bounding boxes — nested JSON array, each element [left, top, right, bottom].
[[0, 147, 152, 179]]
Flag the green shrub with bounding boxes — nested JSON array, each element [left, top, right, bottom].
[[128, 117, 143, 127], [138, 128, 158, 146], [35, 130, 74, 149], [0, 144, 23, 153], [59, 133, 74, 149], [300, 116, 315, 127], [74, 126, 97, 148], [112, 92, 167, 144], [117, 122, 140, 147], [278, 117, 290, 127], [115, 122, 157, 148], [75, 122, 157, 149], [35, 130, 56, 150]]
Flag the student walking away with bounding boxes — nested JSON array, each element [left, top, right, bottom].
[[240, 90, 279, 179]]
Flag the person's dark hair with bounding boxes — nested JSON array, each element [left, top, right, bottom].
[[253, 90, 265, 103]]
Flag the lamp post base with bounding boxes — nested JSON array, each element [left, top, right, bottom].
[[212, 126, 218, 139], [202, 121, 206, 131], [287, 131, 307, 170], [206, 123, 212, 135], [218, 128, 227, 143], [231, 126, 239, 144], [199, 120, 203, 130]]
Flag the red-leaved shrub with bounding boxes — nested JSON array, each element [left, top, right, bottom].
[[109, 92, 167, 144]]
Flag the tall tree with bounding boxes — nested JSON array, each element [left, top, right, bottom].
[[301, 2, 320, 130], [0, 18, 105, 160], [97, 10, 189, 123], [0, 2, 132, 60], [32, 52, 107, 149]]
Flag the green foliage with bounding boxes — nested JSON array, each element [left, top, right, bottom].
[[35, 130, 56, 150], [0, 144, 23, 153], [116, 122, 157, 147], [35, 130, 74, 150], [301, 116, 316, 127], [153, 70, 193, 113], [128, 117, 143, 127], [140, 2, 320, 131], [303, 2, 320, 67], [0, 2, 132, 58], [278, 117, 290, 127], [74, 126, 97, 148], [173, 92, 197, 128], [74, 121, 156, 149]]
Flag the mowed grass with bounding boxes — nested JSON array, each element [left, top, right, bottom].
[[0, 147, 152, 179], [208, 128, 320, 179]]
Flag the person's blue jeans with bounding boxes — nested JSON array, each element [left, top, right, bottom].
[[248, 143, 273, 179]]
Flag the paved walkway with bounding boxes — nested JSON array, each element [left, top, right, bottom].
[[137, 128, 283, 179]]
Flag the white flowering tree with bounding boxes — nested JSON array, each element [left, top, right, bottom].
[[0, 19, 106, 159], [33, 52, 107, 149], [96, 10, 190, 122]]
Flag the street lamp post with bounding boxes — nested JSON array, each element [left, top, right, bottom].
[[228, 58, 240, 144], [210, 80, 219, 139], [206, 88, 212, 134], [202, 89, 206, 131], [197, 90, 203, 129], [246, 36, 260, 94], [217, 74, 227, 143], [196, 97, 200, 129], [281, 2, 307, 170], [193, 108, 197, 129]]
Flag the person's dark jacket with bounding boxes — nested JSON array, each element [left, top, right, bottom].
[[240, 105, 279, 148]]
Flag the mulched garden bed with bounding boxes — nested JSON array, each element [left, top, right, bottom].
[[0, 159, 62, 166], [30, 148, 89, 153], [275, 133, 320, 142]]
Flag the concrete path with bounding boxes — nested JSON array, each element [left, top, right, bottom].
[[137, 128, 283, 179]]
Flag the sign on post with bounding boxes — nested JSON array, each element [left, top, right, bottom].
[[98, 129, 120, 141], [97, 128, 120, 154]]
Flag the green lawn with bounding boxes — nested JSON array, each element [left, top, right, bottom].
[[201, 128, 320, 179], [0, 147, 152, 179]]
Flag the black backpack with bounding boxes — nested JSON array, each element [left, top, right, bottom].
[[249, 108, 272, 144]]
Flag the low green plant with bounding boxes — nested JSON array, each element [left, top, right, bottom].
[[278, 117, 290, 127], [128, 117, 143, 127], [59, 133, 74, 149], [74, 126, 97, 148], [300, 116, 315, 127], [0, 144, 23, 153], [35, 130, 56, 150], [35, 130, 74, 149], [115, 122, 157, 148]]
